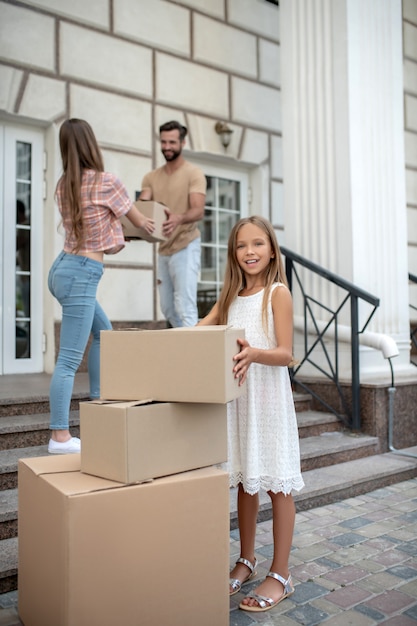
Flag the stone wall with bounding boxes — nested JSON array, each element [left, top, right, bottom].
[[298, 378, 417, 452]]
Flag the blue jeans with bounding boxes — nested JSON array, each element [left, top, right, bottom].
[[158, 237, 201, 327], [48, 251, 112, 430]]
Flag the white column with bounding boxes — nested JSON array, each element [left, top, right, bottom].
[[280, 0, 412, 376]]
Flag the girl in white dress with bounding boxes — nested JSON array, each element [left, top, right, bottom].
[[198, 216, 304, 612]]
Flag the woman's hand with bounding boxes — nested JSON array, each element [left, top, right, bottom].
[[140, 216, 155, 235]]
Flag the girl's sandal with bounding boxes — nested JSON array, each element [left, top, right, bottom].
[[239, 571, 294, 612], [229, 557, 258, 596]]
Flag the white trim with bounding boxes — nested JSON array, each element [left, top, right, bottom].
[[2, 125, 44, 373]]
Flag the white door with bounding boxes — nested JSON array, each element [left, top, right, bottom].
[[0, 124, 44, 373]]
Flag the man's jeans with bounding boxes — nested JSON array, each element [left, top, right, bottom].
[[158, 237, 201, 327], [48, 251, 112, 430]]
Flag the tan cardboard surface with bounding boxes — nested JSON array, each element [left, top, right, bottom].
[[18, 458, 229, 626], [19, 453, 81, 476], [120, 200, 167, 242], [100, 325, 245, 403], [80, 400, 227, 483]]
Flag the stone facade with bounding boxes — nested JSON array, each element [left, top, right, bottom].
[[0, 0, 283, 353], [0, 0, 416, 396]]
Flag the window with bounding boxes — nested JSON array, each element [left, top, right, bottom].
[[15, 142, 32, 358], [197, 168, 248, 318]]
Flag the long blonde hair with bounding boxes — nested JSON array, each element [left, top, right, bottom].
[[217, 216, 288, 328], [55, 119, 104, 252]]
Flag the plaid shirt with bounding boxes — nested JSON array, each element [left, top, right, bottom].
[[57, 169, 132, 255]]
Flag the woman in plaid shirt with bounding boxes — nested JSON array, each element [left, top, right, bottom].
[[47, 118, 154, 455]]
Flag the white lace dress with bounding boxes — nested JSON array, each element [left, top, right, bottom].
[[225, 284, 304, 495]]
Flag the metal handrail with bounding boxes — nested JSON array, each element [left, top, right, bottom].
[[281, 246, 380, 430]]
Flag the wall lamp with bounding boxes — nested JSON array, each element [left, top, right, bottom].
[[215, 121, 234, 148]]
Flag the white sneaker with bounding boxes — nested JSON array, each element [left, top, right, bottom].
[[48, 437, 81, 454]]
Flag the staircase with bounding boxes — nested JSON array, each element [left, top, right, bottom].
[[1, 374, 417, 594]]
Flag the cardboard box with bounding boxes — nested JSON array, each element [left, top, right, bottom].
[[100, 325, 245, 403], [80, 400, 227, 483], [120, 200, 167, 242], [18, 456, 229, 626]]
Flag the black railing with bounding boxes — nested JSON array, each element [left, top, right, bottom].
[[410, 273, 417, 366], [281, 247, 380, 431]]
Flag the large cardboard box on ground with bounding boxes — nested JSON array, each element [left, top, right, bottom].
[[18, 456, 229, 626], [100, 325, 245, 403], [120, 200, 167, 242], [80, 400, 227, 483]]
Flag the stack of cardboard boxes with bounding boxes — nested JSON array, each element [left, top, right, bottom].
[[18, 326, 244, 626]]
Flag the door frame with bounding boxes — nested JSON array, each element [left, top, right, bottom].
[[1, 123, 44, 373]]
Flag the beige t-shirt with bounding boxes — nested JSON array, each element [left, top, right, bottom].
[[141, 160, 206, 256]]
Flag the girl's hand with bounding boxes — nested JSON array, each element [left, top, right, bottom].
[[233, 338, 254, 386]]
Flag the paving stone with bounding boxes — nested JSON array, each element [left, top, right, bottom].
[[362, 508, 398, 522], [399, 510, 417, 523], [386, 564, 417, 580], [399, 580, 417, 598], [363, 570, 410, 591], [404, 603, 417, 620], [338, 517, 373, 529], [310, 597, 343, 617], [292, 532, 326, 548], [362, 536, 402, 552], [324, 565, 369, 586], [229, 609, 256, 626], [296, 541, 340, 562], [324, 584, 372, 609], [356, 521, 406, 538], [290, 561, 332, 582], [396, 539, 417, 556], [373, 549, 411, 567], [354, 603, 385, 621], [290, 581, 328, 604], [0, 609, 20, 626], [255, 544, 275, 559], [314, 556, 342, 571], [330, 532, 368, 547], [365, 589, 416, 614], [285, 603, 329, 626], [379, 616, 417, 625], [353, 558, 386, 574], [391, 528, 417, 541], [320, 609, 375, 625]]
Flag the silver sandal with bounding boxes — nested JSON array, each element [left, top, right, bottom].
[[229, 557, 258, 596], [239, 571, 294, 611]]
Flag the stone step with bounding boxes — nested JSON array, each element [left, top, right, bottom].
[[0, 538, 17, 594], [0, 395, 88, 420], [299, 431, 379, 471], [230, 445, 417, 529], [0, 412, 80, 451], [296, 410, 341, 438], [0, 421, 355, 492], [0, 446, 50, 490], [0, 406, 337, 452], [2, 447, 417, 594], [0, 431, 381, 534], [0, 489, 17, 541], [0, 373, 90, 419]]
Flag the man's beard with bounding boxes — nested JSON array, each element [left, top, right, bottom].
[[162, 148, 181, 162]]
